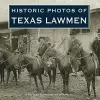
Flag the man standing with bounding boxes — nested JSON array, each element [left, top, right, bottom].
[[91, 33, 100, 76], [68, 33, 82, 76]]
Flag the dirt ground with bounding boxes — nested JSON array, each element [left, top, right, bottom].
[[0, 69, 100, 100]]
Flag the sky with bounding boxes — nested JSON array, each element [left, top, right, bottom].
[[0, 0, 100, 22]]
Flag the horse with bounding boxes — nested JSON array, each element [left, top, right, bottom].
[[0, 52, 7, 85], [42, 48, 96, 98], [78, 49, 96, 98], [42, 48, 72, 93], [18, 54, 44, 91], [0, 48, 22, 86], [37, 42, 58, 88], [43, 56, 57, 88], [69, 44, 96, 98]]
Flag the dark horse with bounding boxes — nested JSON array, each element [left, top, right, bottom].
[[0, 52, 6, 85], [42, 48, 96, 98], [0, 48, 21, 85], [18, 54, 44, 91], [44, 56, 57, 88], [38, 42, 58, 88]]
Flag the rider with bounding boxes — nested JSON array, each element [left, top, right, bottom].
[[37, 36, 50, 76], [37, 36, 49, 57], [91, 33, 100, 76], [68, 32, 82, 76]]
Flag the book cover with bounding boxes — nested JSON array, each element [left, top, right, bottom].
[[0, 0, 100, 100]]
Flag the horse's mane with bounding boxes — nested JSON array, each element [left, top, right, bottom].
[[42, 47, 66, 61], [22, 54, 35, 63], [80, 50, 91, 66]]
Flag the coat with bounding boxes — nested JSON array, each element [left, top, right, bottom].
[[37, 42, 49, 57], [68, 37, 82, 56]]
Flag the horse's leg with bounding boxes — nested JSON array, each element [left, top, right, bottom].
[[52, 68, 56, 88], [13, 69, 18, 85], [86, 78, 91, 97], [2, 69, 5, 85], [92, 74, 96, 98], [59, 69, 66, 93], [33, 75, 39, 91], [38, 75, 44, 90], [65, 71, 69, 93], [18, 68, 21, 81], [29, 72, 32, 83], [5, 69, 11, 86], [62, 76, 66, 94], [26, 67, 32, 83], [47, 70, 52, 88], [1, 70, 4, 85], [0, 71, 2, 85], [61, 71, 66, 94]]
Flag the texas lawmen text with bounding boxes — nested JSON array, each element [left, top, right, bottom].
[[11, 17, 87, 24]]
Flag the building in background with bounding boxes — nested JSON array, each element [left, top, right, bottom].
[[0, 8, 99, 54], [0, 21, 30, 53], [70, 8, 100, 51], [29, 8, 100, 54]]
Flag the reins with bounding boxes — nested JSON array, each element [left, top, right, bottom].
[[0, 51, 16, 64], [20, 62, 31, 68], [42, 38, 67, 60], [77, 54, 90, 60]]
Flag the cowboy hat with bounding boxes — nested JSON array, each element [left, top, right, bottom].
[[38, 37, 45, 42]]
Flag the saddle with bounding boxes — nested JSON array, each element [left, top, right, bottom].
[[36, 55, 42, 67], [68, 55, 81, 72]]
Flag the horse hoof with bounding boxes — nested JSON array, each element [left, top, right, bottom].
[[62, 91, 65, 94], [17, 80, 20, 82], [86, 97, 90, 100], [36, 88, 39, 92], [16, 82, 18, 85], [62, 90, 69, 94], [1, 83, 4, 86], [52, 87, 55, 90], [93, 98, 96, 100], [4, 84, 8, 88], [5, 83, 8, 86]]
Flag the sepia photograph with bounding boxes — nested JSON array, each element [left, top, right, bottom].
[[0, 0, 100, 100]]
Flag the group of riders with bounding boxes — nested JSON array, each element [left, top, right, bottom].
[[36, 32, 100, 77], [1, 32, 100, 78], [0, 32, 99, 97]]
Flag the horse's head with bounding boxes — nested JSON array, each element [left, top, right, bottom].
[[0, 52, 4, 65], [73, 46, 84, 58], [42, 48, 56, 61]]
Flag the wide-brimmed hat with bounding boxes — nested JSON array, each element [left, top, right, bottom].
[[38, 37, 45, 42], [69, 32, 76, 35], [70, 29, 79, 35]]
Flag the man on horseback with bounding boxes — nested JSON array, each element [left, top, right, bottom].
[[37, 37, 50, 76], [37, 37, 49, 57], [91, 33, 100, 76], [68, 32, 82, 76]]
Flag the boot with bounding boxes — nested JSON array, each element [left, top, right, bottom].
[[44, 71, 48, 77], [71, 68, 77, 77]]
